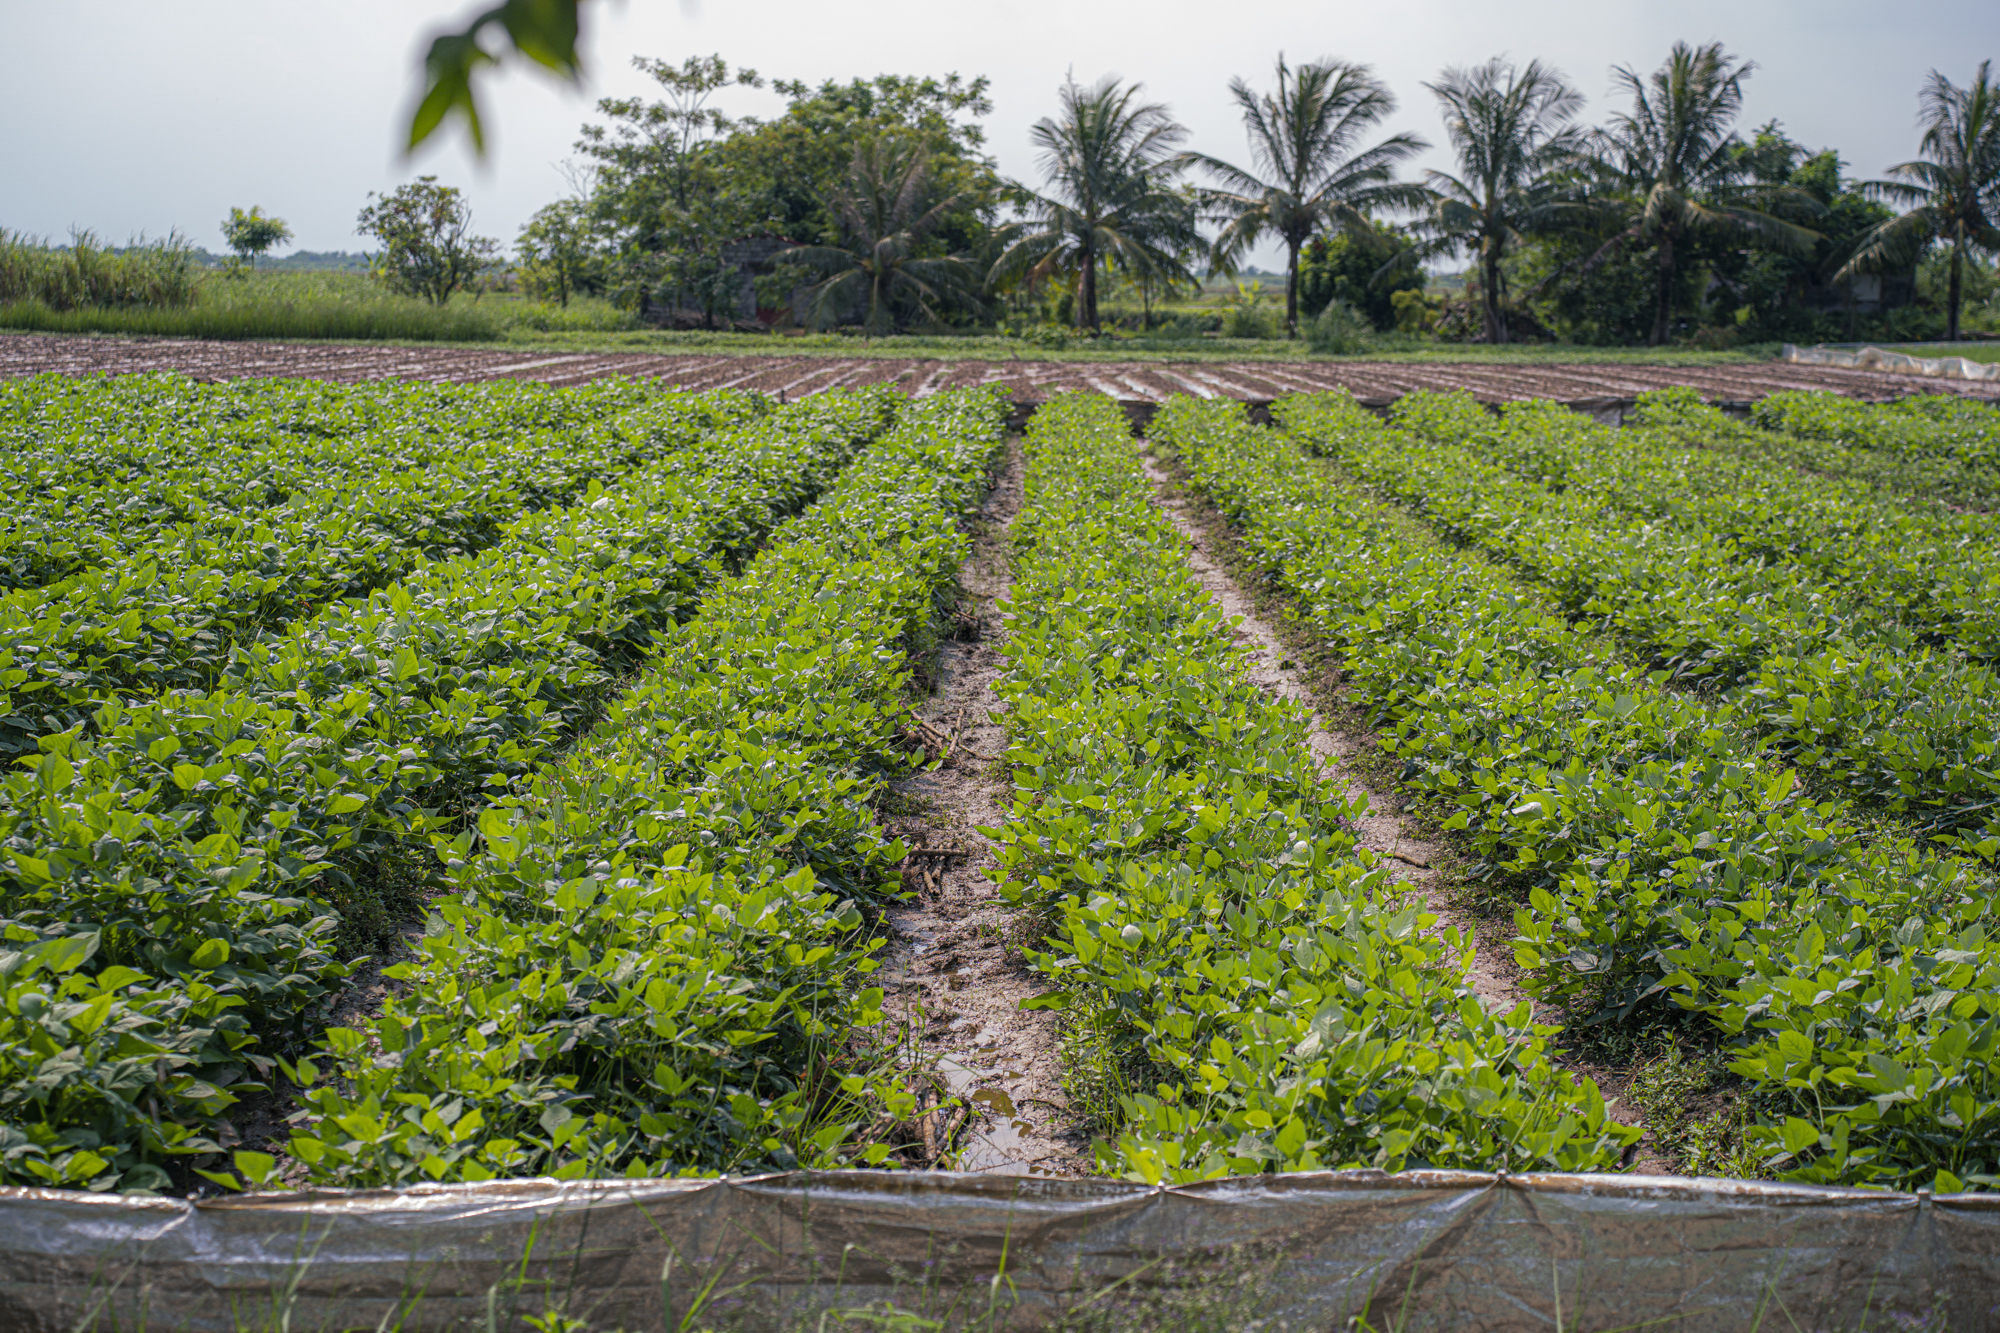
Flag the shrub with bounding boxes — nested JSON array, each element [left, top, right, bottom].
[[1222, 304, 1279, 339], [1305, 299, 1375, 354]]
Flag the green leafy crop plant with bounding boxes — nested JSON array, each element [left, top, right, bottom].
[[271, 388, 1009, 1188], [1753, 390, 2000, 473], [1615, 387, 2000, 511], [0, 387, 900, 1192], [1405, 387, 2000, 656], [994, 393, 1635, 1186], [1354, 390, 2000, 847], [1162, 388, 2000, 1191], [0, 375, 767, 754]]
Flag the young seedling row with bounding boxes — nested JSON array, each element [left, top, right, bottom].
[[1, 372, 1996, 1198]]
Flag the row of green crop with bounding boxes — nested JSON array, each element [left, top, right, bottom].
[[1325, 393, 2000, 842], [1636, 387, 2000, 512], [1166, 390, 2000, 1191], [0, 390, 899, 1192], [1394, 388, 2000, 658], [224, 388, 1010, 1189], [1630, 390, 2000, 509], [0, 390, 761, 757], [0, 375, 669, 592], [993, 394, 1635, 1186], [1752, 390, 2000, 471]]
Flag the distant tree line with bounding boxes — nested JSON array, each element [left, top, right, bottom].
[[481, 44, 1995, 346], [23, 32, 1988, 348]]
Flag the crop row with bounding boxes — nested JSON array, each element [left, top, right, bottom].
[[250, 388, 1010, 1188], [1751, 390, 2000, 473], [0, 390, 761, 757], [0, 389, 899, 1192], [1635, 388, 2000, 513], [1321, 393, 2000, 840], [994, 393, 1635, 1185], [1633, 389, 2000, 510], [1170, 389, 2000, 1191], [0, 374, 670, 592], [1392, 388, 2000, 658]]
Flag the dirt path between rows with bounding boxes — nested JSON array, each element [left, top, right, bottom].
[[1141, 451, 1670, 1172], [876, 440, 1091, 1177], [1136, 456, 1518, 1017]]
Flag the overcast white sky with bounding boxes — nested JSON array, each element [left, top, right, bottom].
[[2, 0, 1991, 269]]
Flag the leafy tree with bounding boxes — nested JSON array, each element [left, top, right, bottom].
[[717, 74, 999, 254], [1721, 130, 1894, 339], [779, 136, 981, 335], [355, 177, 499, 305], [1297, 223, 1425, 329], [220, 206, 292, 270], [1841, 60, 2000, 341], [514, 198, 601, 306], [575, 55, 763, 322], [1582, 41, 1821, 344], [1185, 56, 1427, 336], [1415, 58, 1585, 343], [990, 76, 1199, 333]]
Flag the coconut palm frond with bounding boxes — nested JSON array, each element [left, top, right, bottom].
[[777, 134, 982, 336], [1836, 60, 2000, 336], [1190, 55, 1431, 335]]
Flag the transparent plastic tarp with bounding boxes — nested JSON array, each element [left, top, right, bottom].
[[3, 1170, 1996, 1330], [1782, 342, 2000, 382]]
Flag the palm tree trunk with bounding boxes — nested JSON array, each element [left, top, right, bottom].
[[1483, 248, 1506, 345], [1948, 238, 1964, 343], [1080, 255, 1099, 333], [1651, 233, 1676, 347], [1286, 237, 1302, 338]]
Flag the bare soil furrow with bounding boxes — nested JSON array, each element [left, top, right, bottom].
[[1137, 454, 1522, 1018], [877, 440, 1088, 1178]]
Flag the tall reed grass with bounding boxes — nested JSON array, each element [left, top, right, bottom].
[[0, 230, 200, 309], [0, 263, 647, 342]]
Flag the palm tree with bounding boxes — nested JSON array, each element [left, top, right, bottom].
[[1583, 42, 1822, 345], [780, 136, 980, 337], [1184, 57, 1428, 337], [1839, 62, 2000, 342], [989, 76, 1198, 333], [1416, 58, 1586, 344]]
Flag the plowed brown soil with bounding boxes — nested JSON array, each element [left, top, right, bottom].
[[6, 331, 1994, 404]]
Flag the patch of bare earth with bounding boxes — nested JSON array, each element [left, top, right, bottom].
[[876, 440, 1090, 1177], [1140, 453, 1668, 1174]]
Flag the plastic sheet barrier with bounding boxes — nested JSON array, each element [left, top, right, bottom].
[[1781, 342, 2000, 383], [3, 1170, 1998, 1331]]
